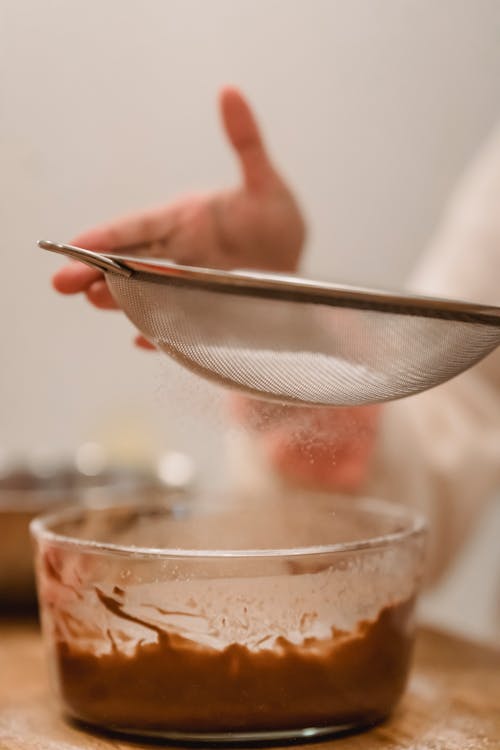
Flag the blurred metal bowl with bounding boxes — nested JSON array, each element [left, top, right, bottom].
[[0, 455, 195, 607]]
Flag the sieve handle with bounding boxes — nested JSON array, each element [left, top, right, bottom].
[[38, 240, 133, 278]]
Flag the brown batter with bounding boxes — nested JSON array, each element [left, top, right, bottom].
[[54, 588, 414, 734]]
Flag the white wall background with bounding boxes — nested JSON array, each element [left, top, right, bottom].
[[1, 0, 500, 639]]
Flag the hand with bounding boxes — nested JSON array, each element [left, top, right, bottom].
[[231, 396, 380, 493], [52, 87, 378, 495], [52, 87, 306, 349]]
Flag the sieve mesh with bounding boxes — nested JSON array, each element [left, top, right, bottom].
[[107, 274, 500, 407]]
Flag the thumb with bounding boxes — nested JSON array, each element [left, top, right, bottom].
[[219, 86, 280, 193]]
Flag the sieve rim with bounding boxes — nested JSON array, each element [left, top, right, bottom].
[[111, 255, 500, 325], [39, 240, 500, 324]]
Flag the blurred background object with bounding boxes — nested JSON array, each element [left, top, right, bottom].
[[0, 448, 195, 608], [1, 0, 500, 638]]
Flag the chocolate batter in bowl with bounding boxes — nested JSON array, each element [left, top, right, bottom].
[[31, 495, 427, 743]]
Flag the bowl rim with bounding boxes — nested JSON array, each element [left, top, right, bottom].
[[30, 496, 427, 560]]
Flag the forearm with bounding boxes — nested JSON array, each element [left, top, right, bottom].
[[367, 123, 500, 583], [366, 371, 500, 584], [234, 123, 500, 585]]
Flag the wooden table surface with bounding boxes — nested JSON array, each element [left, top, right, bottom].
[[0, 618, 499, 750]]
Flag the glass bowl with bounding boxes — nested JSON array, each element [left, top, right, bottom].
[[31, 494, 427, 743]]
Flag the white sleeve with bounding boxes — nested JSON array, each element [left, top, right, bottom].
[[366, 125, 500, 583]]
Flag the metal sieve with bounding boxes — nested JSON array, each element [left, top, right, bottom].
[[39, 240, 500, 407]]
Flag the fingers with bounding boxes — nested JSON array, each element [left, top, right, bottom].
[[264, 430, 373, 492], [85, 280, 119, 309], [78, 280, 155, 344], [52, 202, 182, 296], [219, 86, 279, 193], [234, 400, 380, 492], [134, 335, 156, 350], [71, 202, 181, 256], [81, 282, 156, 343], [52, 262, 102, 294]]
